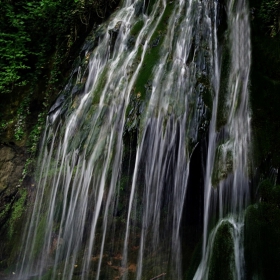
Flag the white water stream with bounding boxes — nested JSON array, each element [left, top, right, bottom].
[[15, 0, 251, 279]]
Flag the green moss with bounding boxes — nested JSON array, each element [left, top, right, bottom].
[[0, 189, 27, 241], [150, 2, 174, 42], [208, 221, 235, 280], [127, 19, 145, 50], [8, 189, 27, 237], [32, 215, 48, 260], [92, 66, 109, 105], [0, 188, 28, 269], [134, 2, 175, 98], [258, 0, 280, 37], [134, 47, 160, 99], [130, 19, 144, 36]]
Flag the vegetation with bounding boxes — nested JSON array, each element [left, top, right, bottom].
[[0, 0, 120, 147], [0, 188, 27, 269], [0, 0, 118, 94], [259, 0, 280, 37], [0, 0, 280, 277], [0, 0, 120, 272]]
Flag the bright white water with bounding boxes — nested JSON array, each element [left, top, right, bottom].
[[15, 0, 251, 279]]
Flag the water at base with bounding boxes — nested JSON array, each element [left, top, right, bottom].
[[14, 0, 251, 279]]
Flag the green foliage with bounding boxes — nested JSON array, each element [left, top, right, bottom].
[[28, 112, 46, 156], [21, 158, 34, 181], [130, 20, 144, 36], [14, 95, 31, 141], [0, 0, 120, 147], [0, 0, 118, 94], [259, 0, 280, 37]]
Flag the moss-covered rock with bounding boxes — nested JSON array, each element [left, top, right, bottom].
[[208, 220, 235, 280], [211, 142, 233, 187], [0, 144, 28, 267]]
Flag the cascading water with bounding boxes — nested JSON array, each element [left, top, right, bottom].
[[14, 0, 251, 279], [194, 0, 251, 279]]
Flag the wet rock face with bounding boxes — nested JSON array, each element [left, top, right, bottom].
[[0, 144, 28, 269], [0, 143, 28, 231], [0, 144, 27, 193]]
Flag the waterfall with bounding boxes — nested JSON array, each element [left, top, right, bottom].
[[15, 0, 251, 279], [194, 0, 251, 279]]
